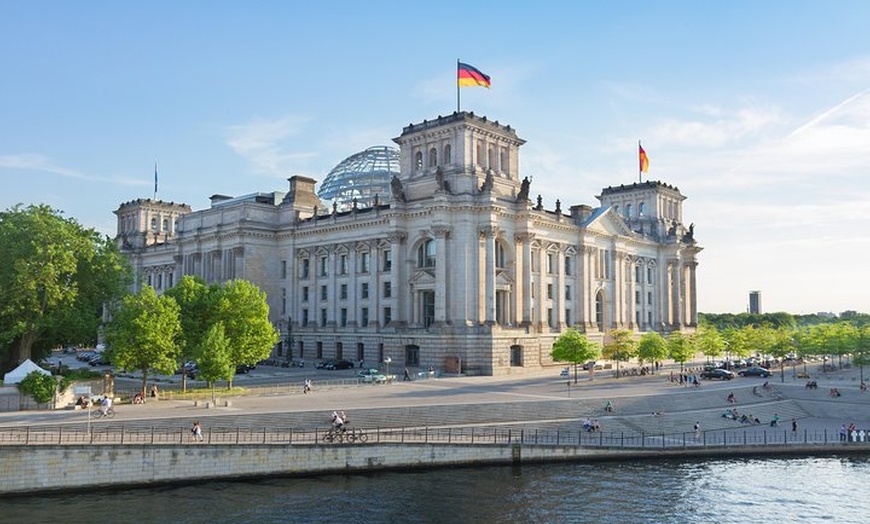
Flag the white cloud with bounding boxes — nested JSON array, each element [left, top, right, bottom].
[[225, 116, 316, 176], [0, 154, 145, 186]]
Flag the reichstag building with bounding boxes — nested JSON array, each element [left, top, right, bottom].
[[115, 112, 701, 375]]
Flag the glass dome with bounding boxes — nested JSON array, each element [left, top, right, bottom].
[[317, 146, 400, 211]]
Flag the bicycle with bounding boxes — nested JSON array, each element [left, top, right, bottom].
[[91, 407, 116, 419]]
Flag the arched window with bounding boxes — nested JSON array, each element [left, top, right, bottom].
[[443, 144, 452, 164], [162, 218, 169, 232], [639, 202, 646, 216], [417, 239, 436, 267], [495, 242, 506, 268], [415, 151, 423, 172], [429, 147, 437, 167], [625, 203, 633, 218], [477, 140, 485, 165], [500, 149, 508, 172], [488, 147, 496, 169], [150, 217, 157, 231]]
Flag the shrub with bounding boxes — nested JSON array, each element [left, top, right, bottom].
[[18, 371, 58, 404]]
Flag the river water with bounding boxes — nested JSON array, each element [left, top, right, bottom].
[[2, 456, 867, 523]]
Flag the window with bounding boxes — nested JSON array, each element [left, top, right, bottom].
[[547, 284, 553, 300], [547, 308, 554, 328], [647, 311, 653, 326], [302, 309, 309, 326], [336, 342, 344, 360], [565, 309, 572, 326], [647, 291, 653, 305], [625, 204, 633, 218], [495, 242, 506, 268], [647, 267, 654, 284], [302, 286, 309, 302], [547, 254, 555, 274], [443, 144, 452, 164], [320, 308, 327, 327], [500, 148, 508, 172], [357, 343, 365, 363], [361, 307, 369, 327], [383, 281, 392, 298], [316, 341, 323, 359], [565, 256, 572, 276], [339, 254, 348, 275], [639, 202, 646, 216], [635, 265, 641, 283], [340, 284, 348, 300], [150, 217, 158, 231], [156, 274, 162, 289], [302, 258, 310, 279], [162, 218, 169, 231], [383, 307, 392, 325], [415, 151, 423, 171], [565, 285, 571, 300], [281, 260, 287, 279], [429, 147, 437, 167], [361, 282, 369, 299], [635, 290, 641, 304], [360, 252, 370, 273], [320, 285, 327, 301], [383, 249, 392, 271], [340, 308, 347, 327], [147, 274, 153, 287], [319, 256, 328, 277], [531, 250, 539, 272], [418, 239, 436, 267], [167, 274, 173, 288], [281, 288, 286, 315], [422, 291, 435, 328]]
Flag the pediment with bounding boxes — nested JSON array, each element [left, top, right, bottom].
[[410, 269, 436, 285], [583, 207, 635, 237]]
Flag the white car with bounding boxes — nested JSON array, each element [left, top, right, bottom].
[[357, 368, 390, 384]]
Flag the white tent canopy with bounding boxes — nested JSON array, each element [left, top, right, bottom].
[[3, 359, 51, 385]]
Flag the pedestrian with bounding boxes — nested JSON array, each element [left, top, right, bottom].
[[303, 378, 312, 394], [694, 421, 701, 438], [791, 418, 797, 433], [150, 384, 158, 399], [839, 424, 847, 442], [403, 368, 411, 381], [191, 421, 203, 442]]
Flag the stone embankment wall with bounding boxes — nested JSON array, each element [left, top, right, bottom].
[[1, 442, 866, 496]]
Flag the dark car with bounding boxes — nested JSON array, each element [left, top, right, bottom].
[[738, 366, 771, 378], [326, 359, 355, 370], [316, 359, 335, 369], [700, 369, 735, 380]]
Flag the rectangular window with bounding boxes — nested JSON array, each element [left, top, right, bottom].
[[316, 341, 323, 360], [531, 250, 539, 272], [361, 307, 369, 327], [320, 308, 327, 327], [635, 266, 641, 283], [361, 282, 369, 299], [357, 343, 364, 363], [383, 281, 392, 298], [281, 288, 287, 315], [647, 291, 653, 305], [147, 274, 153, 287], [320, 285, 327, 301], [302, 309, 309, 326], [281, 260, 287, 279], [647, 311, 653, 325], [383, 249, 392, 271], [319, 256, 328, 277], [565, 257, 572, 276], [547, 254, 555, 274], [547, 308, 554, 328], [340, 308, 347, 327], [360, 252, 370, 273], [301, 258, 310, 279], [340, 284, 348, 300], [547, 284, 553, 300], [303, 286, 309, 302], [167, 274, 173, 288], [383, 307, 392, 325], [156, 274, 162, 289], [635, 290, 641, 304], [647, 267, 654, 284], [565, 285, 571, 301], [565, 309, 572, 326], [340, 254, 348, 275]]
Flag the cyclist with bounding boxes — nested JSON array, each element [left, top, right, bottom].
[[100, 396, 112, 417]]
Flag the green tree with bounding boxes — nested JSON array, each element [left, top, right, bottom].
[[212, 280, 279, 387], [163, 275, 212, 392], [636, 332, 668, 373], [767, 326, 796, 383], [0, 204, 130, 369], [667, 332, 695, 373], [854, 325, 870, 384], [18, 370, 57, 404], [695, 325, 726, 363], [104, 286, 181, 396], [195, 322, 234, 401], [551, 328, 601, 383], [602, 329, 637, 379]]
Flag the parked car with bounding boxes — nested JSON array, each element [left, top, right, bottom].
[[315, 359, 335, 370], [582, 361, 604, 370], [700, 369, 735, 380], [326, 359, 355, 370], [738, 366, 771, 378]]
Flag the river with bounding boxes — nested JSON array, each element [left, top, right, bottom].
[[1, 455, 867, 523]]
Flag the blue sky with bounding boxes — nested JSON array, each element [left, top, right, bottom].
[[2, 1, 869, 315]]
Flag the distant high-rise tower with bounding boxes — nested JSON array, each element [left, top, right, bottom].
[[749, 290, 762, 314]]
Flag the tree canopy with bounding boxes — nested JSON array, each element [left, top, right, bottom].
[[551, 328, 600, 383], [602, 329, 637, 378], [0, 204, 130, 371]]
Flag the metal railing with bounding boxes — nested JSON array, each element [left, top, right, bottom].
[[1, 424, 868, 449]]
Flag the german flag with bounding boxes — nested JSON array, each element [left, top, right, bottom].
[[458, 62, 491, 88], [639, 143, 649, 173]]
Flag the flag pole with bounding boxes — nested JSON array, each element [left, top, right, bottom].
[[154, 160, 158, 200], [638, 140, 641, 183], [456, 59, 461, 113]]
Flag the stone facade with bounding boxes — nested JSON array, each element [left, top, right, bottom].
[[115, 112, 701, 376]]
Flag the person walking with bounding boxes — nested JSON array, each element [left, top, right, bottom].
[[191, 421, 203, 442], [303, 378, 312, 394], [694, 421, 701, 438], [403, 368, 411, 381], [791, 418, 798, 433]]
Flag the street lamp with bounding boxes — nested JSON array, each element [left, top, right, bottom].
[[285, 316, 294, 364]]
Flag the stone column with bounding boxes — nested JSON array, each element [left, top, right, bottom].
[[387, 233, 406, 326], [480, 226, 497, 325], [433, 226, 451, 324], [517, 233, 534, 326], [688, 261, 698, 327]]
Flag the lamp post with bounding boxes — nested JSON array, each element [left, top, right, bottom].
[[286, 316, 294, 364]]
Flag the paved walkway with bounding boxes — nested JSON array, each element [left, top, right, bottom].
[[2, 365, 867, 442]]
